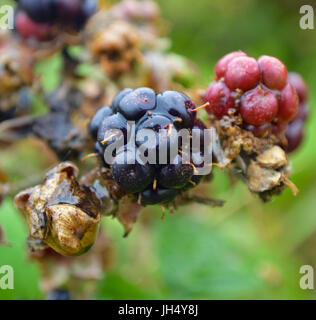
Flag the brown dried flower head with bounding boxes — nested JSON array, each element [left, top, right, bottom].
[[0, 45, 34, 95], [88, 20, 141, 79]]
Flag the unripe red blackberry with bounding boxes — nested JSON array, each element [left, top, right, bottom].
[[14, 0, 97, 41], [296, 103, 309, 122], [257, 55, 287, 90], [287, 72, 309, 123], [205, 52, 308, 200], [284, 72, 309, 153], [205, 51, 299, 138], [215, 50, 247, 79], [285, 119, 304, 153], [287, 72, 308, 103], [225, 56, 260, 91], [204, 81, 234, 119], [278, 83, 299, 122], [240, 86, 278, 126], [15, 10, 57, 41]]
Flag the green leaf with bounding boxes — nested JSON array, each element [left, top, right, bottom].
[[153, 212, 310, 299], [0, 199, 42, 300], [95, 273, 157, 300]]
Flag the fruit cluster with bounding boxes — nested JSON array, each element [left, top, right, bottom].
[[285, 72, 309, 152], [204, 51, 299, 139], [89, 88, 210, 205], [15, 0, 97, 41]]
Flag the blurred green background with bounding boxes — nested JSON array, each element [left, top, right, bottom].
[[1, 0, 316, 299]]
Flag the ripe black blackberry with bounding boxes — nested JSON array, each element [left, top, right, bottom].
[[89, 87, 210, 206], [18, 0, 58, 23], [15, 0, 98, 41]]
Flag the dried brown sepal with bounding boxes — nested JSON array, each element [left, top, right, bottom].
[[246, 146, 296, 200], [211, 115, 297, 200], [115, 196, 144, 237], [70, 166, 142, 237], [256, 146, 288, 169], [14, 162, 102, 256], [247, 160, 282, 193], [80, 167, 118, 216]]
